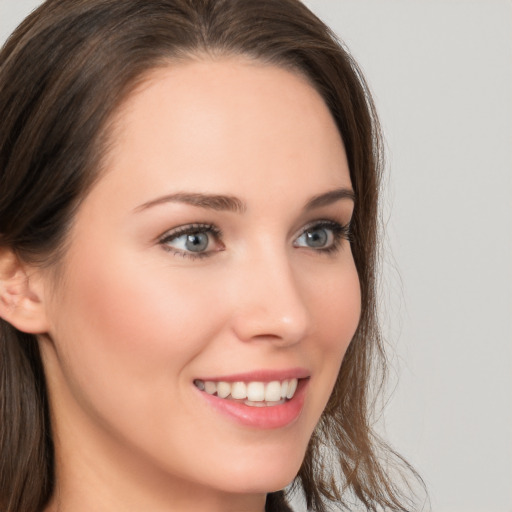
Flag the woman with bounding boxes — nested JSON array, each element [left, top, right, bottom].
[[0, 1, 422, 511]]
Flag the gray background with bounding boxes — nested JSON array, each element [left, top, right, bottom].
[[1, 1, 511, 511]]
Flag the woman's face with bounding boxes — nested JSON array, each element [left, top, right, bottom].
[[38, 57, 361, 508]]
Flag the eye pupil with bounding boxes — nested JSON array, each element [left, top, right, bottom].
[[306, 229, 328, 247], [185, 232, 209, 252]]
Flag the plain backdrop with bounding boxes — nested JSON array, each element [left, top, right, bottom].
[[1, 1, 511, 512]]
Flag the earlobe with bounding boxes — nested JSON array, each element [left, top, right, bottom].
[[0, 248, 50, 334]]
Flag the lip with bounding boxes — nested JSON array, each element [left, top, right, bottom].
[[195, 375, 309, 430], [194, 367, 310, 383]]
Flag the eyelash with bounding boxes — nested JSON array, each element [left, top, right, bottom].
[[158, 219, 351, 260], [295, 220, 352, 254], [159, 223, 223, 260]]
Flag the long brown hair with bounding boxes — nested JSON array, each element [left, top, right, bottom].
[[0, 1, 423, 511]]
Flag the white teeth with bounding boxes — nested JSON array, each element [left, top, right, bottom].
[[195, 378, 300, 403], [244, 400, 268, 407], [280, 380, 289, 399], [231, 381, 247, 399], [286, 378, 298, 399], [217, 381, 231, 399], [204, 381, 217, 395], [265, 381, 282, 402], [247, 382, 265, 401]]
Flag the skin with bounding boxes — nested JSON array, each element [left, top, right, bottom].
[[33, 57, 361, 512]]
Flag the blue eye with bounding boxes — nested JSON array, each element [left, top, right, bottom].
[[159, 224, 222, 258], [296, 227, 333, 248], [294, 221, 350, 252], [177, 232, 210, 252]]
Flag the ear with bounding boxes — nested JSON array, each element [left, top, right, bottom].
[[0, 248, 50, 334]]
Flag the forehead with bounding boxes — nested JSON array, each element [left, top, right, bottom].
[[93, 56, 350, 207]]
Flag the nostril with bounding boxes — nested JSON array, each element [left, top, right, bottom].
[[229, 299, 311, 345]]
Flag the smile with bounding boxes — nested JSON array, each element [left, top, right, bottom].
[[193, 378, 299, 407]]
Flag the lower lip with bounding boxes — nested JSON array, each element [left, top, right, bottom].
[[197, 379, 308, 429]]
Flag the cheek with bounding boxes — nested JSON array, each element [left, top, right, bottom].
[[46, 248, 225, 416], [296, 254, 361, 425], [310, 256, 361, 353], [67, 254, 218, 350]]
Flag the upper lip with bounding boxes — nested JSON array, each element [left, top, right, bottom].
[[195, 367, 310, 383]]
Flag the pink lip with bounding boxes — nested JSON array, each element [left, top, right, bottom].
[[195, 376, 309, 430], [195, 367, 310, 383]]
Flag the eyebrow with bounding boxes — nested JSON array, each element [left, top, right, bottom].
[[304, 188, 355, 210], [134, 187, 354, 214], [134, 192, 246, 214]]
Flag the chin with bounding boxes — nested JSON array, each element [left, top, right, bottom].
[[208, 445, 306, 495], [221, 471, 298, 495]]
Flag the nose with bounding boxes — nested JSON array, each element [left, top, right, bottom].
[[229, 249, 311, 347]]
